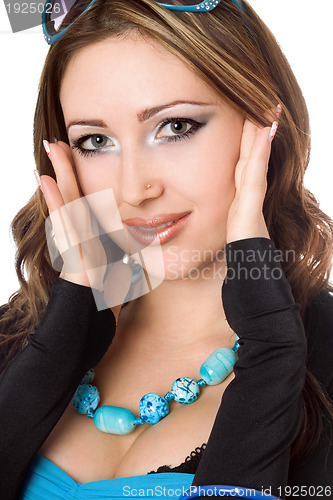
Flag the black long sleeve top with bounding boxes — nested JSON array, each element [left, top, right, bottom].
[[0, 238, 332, 500]]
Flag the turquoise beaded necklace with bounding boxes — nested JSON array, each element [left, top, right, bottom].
[[72, 338, 240, 435]]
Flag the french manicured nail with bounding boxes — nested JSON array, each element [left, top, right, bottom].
[[269, 121, 279, 143], [43, 139, 51, 159], [276, 103, 282, 120], [34, 170, 44, 193]]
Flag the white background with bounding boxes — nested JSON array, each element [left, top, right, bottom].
[[0, 1, 332, 304]]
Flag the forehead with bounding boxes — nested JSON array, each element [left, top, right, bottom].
[[60, 35, 219, 118]]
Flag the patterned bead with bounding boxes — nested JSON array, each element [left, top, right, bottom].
[[139, 393, 169, 424], [72, 384, 100, 415], [171, 377, 200, 404], [200, 347, 237, 385], [93, 406, 137, 434]]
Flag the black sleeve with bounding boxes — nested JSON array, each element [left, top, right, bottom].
[[0, 277, 116, 500], [304, 288, 333, 401], [288, 289, 333, 492], [193, 238, 307, 498]]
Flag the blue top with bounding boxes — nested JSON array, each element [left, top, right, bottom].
[[20, 454, 194, 500]]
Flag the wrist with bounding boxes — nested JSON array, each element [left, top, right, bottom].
[[226, 218, 270, 244]]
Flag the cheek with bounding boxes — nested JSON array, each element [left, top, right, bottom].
[[183, 133, 238, 210], [73, 159, 95, 195], [74, 159, 116, 197]]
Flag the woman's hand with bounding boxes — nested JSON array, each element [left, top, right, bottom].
[[40, 140, 105, 288], [39, 140, 132, 321], [226, 114, 279, 244]]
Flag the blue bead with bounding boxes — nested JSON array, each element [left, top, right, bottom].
[[232, 335, 240, 352], [171, 377, 200, 404], [93, 406, 137, 434], [72, 384, 100, 415], [164, 392, 175, 402], [131, 263, 143, 284], [139, 393, 169, 424], [200, 347, 237, 385], [233, 339, 241, 352], [124, 264, 143, 302], [133, 417, 145, 426], [80, 369, 95, 385]]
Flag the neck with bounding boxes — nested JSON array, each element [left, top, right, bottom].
[[116, 258, 235, 356]]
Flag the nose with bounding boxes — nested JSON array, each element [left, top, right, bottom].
[[118, 150, 164, 207]]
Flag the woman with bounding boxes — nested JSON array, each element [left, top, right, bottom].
[[0, 1, 332, 499]]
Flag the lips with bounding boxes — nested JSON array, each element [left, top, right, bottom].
[[123, 212, 191, 246]]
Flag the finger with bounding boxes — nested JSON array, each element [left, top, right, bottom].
[[41, 168, 88, 253], [40, 173, 78, 244], [264, 104, 282, 124], [44, 141, 102, 247], [46, 141, 81, 204], [40, 175, 77, 259], [40, 175, 64, 214], [240, 126, 271, 194], [56, 140, 76, 165], [239, 104, 281, 170], [42, 142, 104, 281], [239, 120, 260, 162], [40, 175, 68, 259], [235, 120, 261, 192]]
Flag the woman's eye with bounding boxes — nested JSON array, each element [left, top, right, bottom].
[[83, 135, 111, 150], [71, 134, 113, 157], [158, 121, 191, 137], [156, 119, 203, 142]]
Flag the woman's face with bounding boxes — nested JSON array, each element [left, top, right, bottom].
[[60, 35, 244, 280]]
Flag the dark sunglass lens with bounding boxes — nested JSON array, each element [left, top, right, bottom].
[[45, 0, 91, 35]]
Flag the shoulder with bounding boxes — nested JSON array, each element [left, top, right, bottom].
[[304, 288, 333, 398]]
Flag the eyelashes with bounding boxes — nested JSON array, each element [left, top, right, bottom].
[[71, 134, 113, 158], [155, 117, 204, 142], [71, 117, 205, 158]]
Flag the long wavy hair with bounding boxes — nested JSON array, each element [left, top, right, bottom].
[[1, 0, 332, 459]]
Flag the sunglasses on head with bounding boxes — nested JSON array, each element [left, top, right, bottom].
[[42, 0, 246, 45]]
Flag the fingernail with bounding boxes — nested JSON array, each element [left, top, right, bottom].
[[269, 121, 279, 143], [34, 170, 44, 193], [276, 104, 282, 120], [43, 139, 51, 159]]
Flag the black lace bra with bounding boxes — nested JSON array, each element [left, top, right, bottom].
[[148, 443, 207, 474]]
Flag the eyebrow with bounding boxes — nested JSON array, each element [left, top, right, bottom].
[[66, 100, 211, 133], [137, 100, 210, 122], [67, 119, 106, 133]]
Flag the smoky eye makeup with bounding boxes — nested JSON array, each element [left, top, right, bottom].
[[154, 117, 206, 144], [151, 106, 215, 145], [69, 110, 213, 158]]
